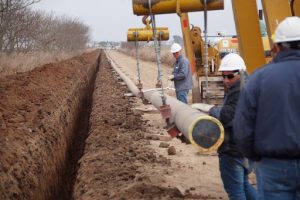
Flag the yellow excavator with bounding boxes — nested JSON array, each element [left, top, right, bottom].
[[131, 0, 300, 104]]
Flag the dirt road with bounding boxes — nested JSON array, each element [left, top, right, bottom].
[[104, 50, 228, 199]]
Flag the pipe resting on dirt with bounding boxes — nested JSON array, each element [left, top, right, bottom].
[[106, 51, 224, 153]]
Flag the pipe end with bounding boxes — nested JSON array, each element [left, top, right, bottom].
[[189, 116, 224, 153]]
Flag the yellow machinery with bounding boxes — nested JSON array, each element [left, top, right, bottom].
[[127, 18, 169, 42], [131, 0, 299, 103]]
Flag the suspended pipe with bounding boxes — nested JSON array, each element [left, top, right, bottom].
[[105, 51, 224, 153]]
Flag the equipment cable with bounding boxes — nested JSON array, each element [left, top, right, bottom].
[[134, 31, 142, 89], [203, 0, 210, 103], [148, 0, 167, 106]]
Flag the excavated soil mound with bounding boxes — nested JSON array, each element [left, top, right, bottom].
[[0, 50, 100, 200]]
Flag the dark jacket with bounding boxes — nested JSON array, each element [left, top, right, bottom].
[[209, 78, 244, 157], [172, 55, 193, 91], [234, 50, 300, 160]]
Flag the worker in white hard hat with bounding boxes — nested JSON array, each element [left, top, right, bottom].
[[208, 53, 258, 200], [234, 16, 300, 199], [168, 43, 192, 104]]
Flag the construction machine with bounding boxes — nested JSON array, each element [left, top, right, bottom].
[[132, 0, 300, 104]]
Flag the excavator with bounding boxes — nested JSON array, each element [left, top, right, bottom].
[[132, 0, 300, 104]]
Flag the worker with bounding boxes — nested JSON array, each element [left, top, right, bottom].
[[208, 53, 258, 200], [234, 16, 300, 200], [168, 43, 192, 104]]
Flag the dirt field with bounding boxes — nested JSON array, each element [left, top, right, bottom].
[[0, 49, 233, 200]]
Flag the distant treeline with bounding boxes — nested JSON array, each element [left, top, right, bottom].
[[0, 0, 90, 54]]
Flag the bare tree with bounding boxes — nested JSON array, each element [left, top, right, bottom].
[[0, 0, 91, 53]]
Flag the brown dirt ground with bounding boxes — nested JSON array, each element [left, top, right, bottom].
[[0, 49, 256, 200]]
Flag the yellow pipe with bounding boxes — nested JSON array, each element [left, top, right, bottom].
[[132, 0, 224, 15], [127, 28, 169, 41]]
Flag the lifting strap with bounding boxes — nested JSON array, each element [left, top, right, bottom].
[[148, 0, 167, 106]]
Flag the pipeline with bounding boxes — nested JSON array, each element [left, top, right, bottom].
[[105, 51, 224, 153]]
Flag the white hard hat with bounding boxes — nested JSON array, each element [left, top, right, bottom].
[[274, 16, 300, 43], [170, 43, 182, 53], [218, 53, 246, 71]]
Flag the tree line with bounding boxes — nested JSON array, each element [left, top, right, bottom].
[[0, 0, 90, 54]]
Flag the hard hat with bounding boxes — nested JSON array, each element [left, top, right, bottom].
[[274, 16, 300, 43], [218, 53, 246, 71], [170, 43, 182, 53]]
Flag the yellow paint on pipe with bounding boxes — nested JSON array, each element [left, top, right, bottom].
[[132, 0, 224, 15]]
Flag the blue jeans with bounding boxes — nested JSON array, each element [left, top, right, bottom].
[[219, 154, 258, 200], [256, 158, 300, 200], [176, 89, 189, 104]]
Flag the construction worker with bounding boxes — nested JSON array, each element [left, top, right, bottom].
[[234, 16, 300, 200], [208, 53, 258, 200], [168, 43, 192, 104]]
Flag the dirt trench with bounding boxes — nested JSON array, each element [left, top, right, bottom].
[[0, 50, 195, 200], [0, 50, 100, 199]]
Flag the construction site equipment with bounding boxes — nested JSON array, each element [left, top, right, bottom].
[[132, 0, 296, 104], [127, 16, 170, 97], [127, 17, 169, 42], [127, 16, 172, 126], [106, 51, 224, 153], [132, 0, 224, 15]]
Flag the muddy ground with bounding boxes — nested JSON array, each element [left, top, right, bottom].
[[0, 49, 240, 200]]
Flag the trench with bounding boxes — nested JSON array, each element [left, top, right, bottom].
[[0, 50, 103, 200], [51, 53, 101, 199]]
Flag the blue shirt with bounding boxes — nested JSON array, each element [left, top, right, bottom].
[[172, 54, 193, 91], [234, 50, 300, 160]]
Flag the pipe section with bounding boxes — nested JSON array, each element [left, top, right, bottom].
[[106, 51, 224, 153], [132, 0, 224, 16]]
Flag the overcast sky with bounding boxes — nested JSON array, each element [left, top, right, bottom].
[[32, 0, 262, 42]]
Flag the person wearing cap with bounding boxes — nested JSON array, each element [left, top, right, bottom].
[[234, 16, 300, 199], [168, 43, 192, 104], [208, 53, 258, 200]]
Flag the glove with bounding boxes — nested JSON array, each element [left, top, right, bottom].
[[168, 75, 174, 81], [208, 106, 221, 119]]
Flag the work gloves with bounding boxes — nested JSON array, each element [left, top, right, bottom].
[[208, 106, 221, 119], [168, 75, 174, 81]]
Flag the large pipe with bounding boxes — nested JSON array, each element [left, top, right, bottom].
[[132, 0, 224, 16], [105, 51, 224, 153]]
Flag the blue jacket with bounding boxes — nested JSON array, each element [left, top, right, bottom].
[[234, 50, 300, 160], [172, 55, 193, 91]]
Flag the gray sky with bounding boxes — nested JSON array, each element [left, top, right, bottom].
[[32, 0, 262, 42]]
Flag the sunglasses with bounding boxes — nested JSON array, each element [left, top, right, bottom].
[[222, 72, 239, 80]]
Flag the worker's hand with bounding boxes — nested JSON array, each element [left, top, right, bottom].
[[208, 106, 221, 119], [168, 75, 174, 81]]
